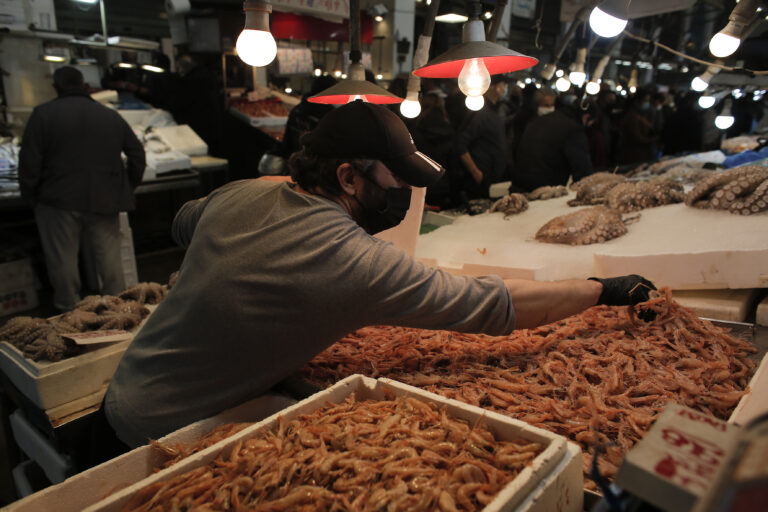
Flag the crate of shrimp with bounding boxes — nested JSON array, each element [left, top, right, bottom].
[[80, 375, 582, 512]]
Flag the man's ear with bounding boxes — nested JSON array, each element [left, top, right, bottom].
[[336, 163, 359, 196]]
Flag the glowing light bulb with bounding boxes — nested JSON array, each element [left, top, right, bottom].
[[691, 76, 709, 92], [629, 86, 636, 94], [458, 58, 491, 97], [585, 81, 600, 95], [555, 69, 564, 77], [465, 95, 484, 111], [314, 68, 322, 77], [400, 99, 422, 118], [715, 115, 734, 130], [376, 73, 383, 80], [555, 76, 571, 92], [236, 29, 277, 67], [341, 73, 348, 79], [284, 87, 292, 94], [709, 32, 740, 58], [589, 6, 628, 38], [334, 70, 342, 77], [698, 96, 716, 109], [569, 71, 586, 87]]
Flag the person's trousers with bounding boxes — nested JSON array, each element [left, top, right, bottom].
[[34, 203, 125, 310]]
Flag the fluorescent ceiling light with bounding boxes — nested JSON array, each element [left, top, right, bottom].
[[436, 13, 468, 23], [107, 36, 160, 50], [43, 55, 68, 62], [118, 62, 137, 68], [141, 64, 165, 73]]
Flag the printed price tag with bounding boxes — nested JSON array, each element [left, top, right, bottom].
[[62, 330, 133, 345]]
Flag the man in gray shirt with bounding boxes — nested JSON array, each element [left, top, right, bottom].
[[104, 101, 654, 448]]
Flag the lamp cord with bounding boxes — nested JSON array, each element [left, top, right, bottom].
[[621, 29, 768, 76]]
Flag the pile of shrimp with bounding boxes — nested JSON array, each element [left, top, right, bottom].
[[150, 422, 252, 470], [302, 288, 757, 488], [122, 394, 543, 511]]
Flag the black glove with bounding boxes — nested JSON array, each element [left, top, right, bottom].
[[588, 275, 657, 306]]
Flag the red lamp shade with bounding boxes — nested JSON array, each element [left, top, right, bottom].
[[413, 41, 538, 78], [308, 80, 403, 104]]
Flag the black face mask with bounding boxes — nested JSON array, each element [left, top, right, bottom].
[[357, 174, 412, 234]]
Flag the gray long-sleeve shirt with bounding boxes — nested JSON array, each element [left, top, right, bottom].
[[105, 180, 515, 446]]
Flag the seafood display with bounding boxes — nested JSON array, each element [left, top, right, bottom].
[[0, 316, 77, 361], [685, 166, 768, 215], [524, 185, 568, 201], [489, 193, 528, 218], [123, 394, 544, 511], [119, 282, 167, 305], [605, 179, 685, 213], [0, 281, 166, 362], [568, 172, 625, 206], [535, 206, 628, 245], [302, 289, 756, 488]]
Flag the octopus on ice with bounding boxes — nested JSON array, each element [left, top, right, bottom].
[[525, 185, 568, 201], [490, 193, 528, 218], [685, 166, 768, 215], [606, 179, 685, 213], [568, 172, 626, 206], [535, 206, 628, 245]]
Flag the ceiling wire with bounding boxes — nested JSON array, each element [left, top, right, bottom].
[[621, 29, 768, 76]]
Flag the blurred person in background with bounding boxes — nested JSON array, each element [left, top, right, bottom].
[[452, 76, 509, 201], [511, 83, 541, 158], [19, 67, 145, 311], [663, 92, 703, 155], [278, 75, 338, 160], [617, 92, 656, 165], [510, 88, 593, 192], [411, 91, 455, 208]]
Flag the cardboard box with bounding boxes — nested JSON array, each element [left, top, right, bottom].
[[78, 375, 581, 512], [615, 402, 742, 512], [0, 288, 38, 317]]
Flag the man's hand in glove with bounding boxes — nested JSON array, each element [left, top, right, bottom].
[[588, 275, 657, 306]]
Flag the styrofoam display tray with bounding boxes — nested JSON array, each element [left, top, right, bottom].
[[729, 352, 768, 426], [6, 375, 583, 512], [416, 193, 768, 290], [0, 306, 156, 414]]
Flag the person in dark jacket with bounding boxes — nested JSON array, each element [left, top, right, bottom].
[[453, 76, 509, 200], [19, 66, 146, 311], [510, 94, 593, 192]]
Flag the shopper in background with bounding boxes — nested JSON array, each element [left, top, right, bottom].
[[453, 75, 509, 201], [511, 83, 541, 157], [19, 66, 146, 311], [102, 101, 656, 450], [169, 54, 224, 156], [277, 75, 338, 161], [510, 88, 593, 192], [617, 92, 656, 165]]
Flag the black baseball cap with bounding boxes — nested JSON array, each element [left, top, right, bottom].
[[308, 100, 445, 187]]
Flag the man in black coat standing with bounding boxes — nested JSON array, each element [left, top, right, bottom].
[[510, 92, 594, 192], [19, 66, 146, 311]]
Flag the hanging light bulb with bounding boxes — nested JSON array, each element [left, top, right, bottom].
[[709, 32, 741, 58], [465, 94, 484, 111], [691, 65, 720, 92], [236, 1, 277, 67], [458, 58, 491, 97], [555, 76, 571, 92], [585, 81, 600, 95], [400, 90, 421, 118], [313, 68, 322, 77], [555, 69, 564, 78], [715, 98, 734, 130], [698, 95, 716, 109], [690, 76, 708, 92], [709, 0, 760, 58], [569, 47, 587, 87], [589, 1, 629, 38]]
